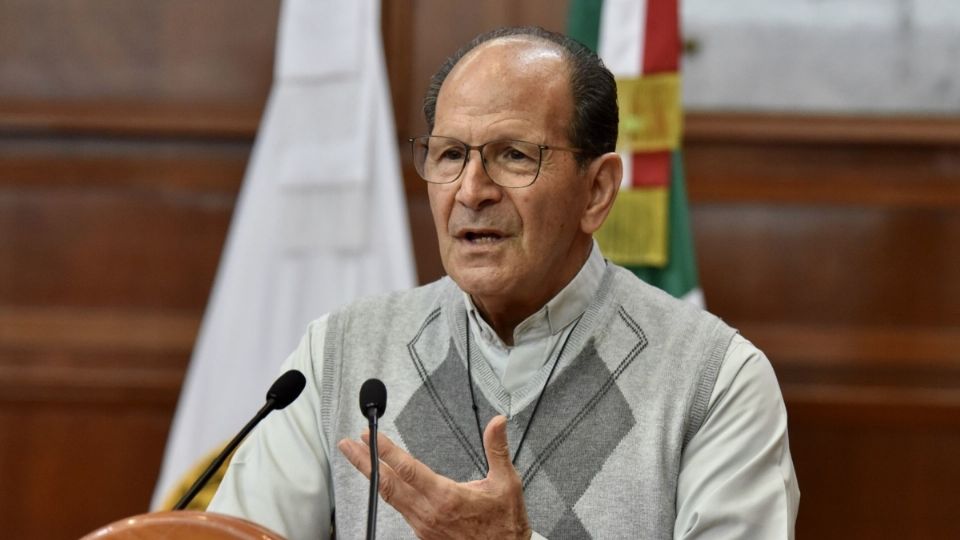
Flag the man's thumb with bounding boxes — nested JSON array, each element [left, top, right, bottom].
[[483, 415, 513, 478]]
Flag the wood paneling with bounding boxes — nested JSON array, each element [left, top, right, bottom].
[[686, 140, 960, 208], [0, 1, 278, 537], [0, 403, 178, 539], [0, 136, 246, 308], [0, 0, 279, 103], [0, 100, 263, 137], [682, 114, 960, 538], [1, 0, 958, 538], [685, 112, 960, 145], [693, 204, 960, 325], [0, 307, 194, 537], [787, 417, 960, 539], [0, 307, 195, 403]]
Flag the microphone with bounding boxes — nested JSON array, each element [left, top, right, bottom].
[[360, 378, 387, 419], [173, 369, 307, 511], [359, 378, 387, 540]]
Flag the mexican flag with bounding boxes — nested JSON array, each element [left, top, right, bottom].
[[569, 0, 703, 306]]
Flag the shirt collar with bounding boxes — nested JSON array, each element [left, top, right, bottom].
[[464, 241, 606, 346]]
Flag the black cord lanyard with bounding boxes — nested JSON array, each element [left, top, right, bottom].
[[465, 310, 583, 474]]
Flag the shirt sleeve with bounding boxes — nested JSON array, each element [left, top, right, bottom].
[[208, 315, 334, 540], [674, 334, 801, 539]]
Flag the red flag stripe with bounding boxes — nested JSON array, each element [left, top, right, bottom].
[[631, 151, 671, 188], [642, 0, 680, 74]]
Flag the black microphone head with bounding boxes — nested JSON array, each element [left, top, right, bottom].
[[359, 378, 387, 418], [266, 369, 306, 410]]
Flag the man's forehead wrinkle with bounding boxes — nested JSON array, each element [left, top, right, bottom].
[[447, 38, 568, 89], [434, 38, 572, 141]]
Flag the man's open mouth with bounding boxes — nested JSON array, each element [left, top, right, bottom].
[[463, 231, 503, 243]]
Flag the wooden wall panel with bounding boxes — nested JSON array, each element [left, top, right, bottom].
[[0, 404, 178, 539], [0, 137, 246, 309], [0, 1, 278, 537], [0, 303, 197, 537], [787, 416, 960, 539], [683, 117, 960, 539], [0, 0, 278, 103], [692, 204, 960, 326]]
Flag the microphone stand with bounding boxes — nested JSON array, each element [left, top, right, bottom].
[[366, 406, 380, 540], [173, 398, 276, 510]]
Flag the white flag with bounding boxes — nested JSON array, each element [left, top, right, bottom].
[[151, 0, 415, 509]]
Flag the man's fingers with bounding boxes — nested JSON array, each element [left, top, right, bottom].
[[339, 435, 436, 517], [483, 415, 516, 483], [342, 426, 531, 538], [362, 430, 443, 494], [337, 438, 373, 479]]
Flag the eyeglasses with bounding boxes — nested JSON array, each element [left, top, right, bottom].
[[408, 135, 583, 188]]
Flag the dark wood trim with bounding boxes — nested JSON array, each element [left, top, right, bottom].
[[5, 103, 959, 147], [742, 322, 960, 427], [740, 323, 960, 367], [381, 0, 415, 139], [0, 308, 197, 406], [785, 385, 960, 428], [0, 359, 186, 407], [0, 138, 250, 192], [0, 307, 199, 352], [685, 112, 960, 145], [0, 100, 263, 139]]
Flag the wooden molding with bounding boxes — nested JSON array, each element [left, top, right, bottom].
[[740, 323, 960, 368], [0, 307, 198, 406], [4, 101, 959, 147], [0, 307, 199, 353], [742, 322, 960, 427], [0, 100, 263, 139], [685, 111, 960, 145], [785, 383, 960, 428]]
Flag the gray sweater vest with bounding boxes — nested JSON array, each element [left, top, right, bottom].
[[320, 265, 735, 539]]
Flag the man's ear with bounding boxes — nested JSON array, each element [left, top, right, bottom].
[[581, 152, 622, 234]]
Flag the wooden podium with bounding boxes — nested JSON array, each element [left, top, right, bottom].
[[81, 511, 284, 539]]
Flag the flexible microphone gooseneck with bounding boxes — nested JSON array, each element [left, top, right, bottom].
[[172, 369, 307, 510], [359, 378, 387, 540]]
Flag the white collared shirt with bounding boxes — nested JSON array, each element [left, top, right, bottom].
[[464, 242, 606, 394]]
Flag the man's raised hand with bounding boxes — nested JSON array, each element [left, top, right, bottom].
[[337, 415, 532, 540]]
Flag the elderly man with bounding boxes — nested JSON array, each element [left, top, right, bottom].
[[209, 27, 799, 539]]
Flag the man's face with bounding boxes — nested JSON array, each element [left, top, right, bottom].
[[428, 38, 595, 319]]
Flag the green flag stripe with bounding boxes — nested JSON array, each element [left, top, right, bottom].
[[626, 151, 700, 298], [567, 0, 603, 52]]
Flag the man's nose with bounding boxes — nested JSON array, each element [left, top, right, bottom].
[[454, 150, 502, 210]]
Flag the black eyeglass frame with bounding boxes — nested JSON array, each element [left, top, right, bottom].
[[408, 135, 584, 188]]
